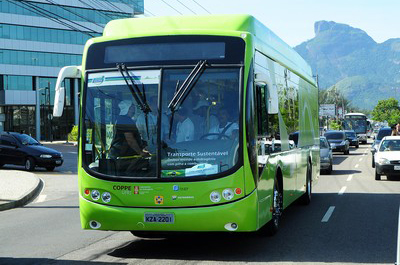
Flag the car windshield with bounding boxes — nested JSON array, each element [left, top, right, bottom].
[[320, 138, 329, 148], [379, 140, 400, 151], [15, 134, 40, 145], [325, 132, 344, 140], [83, 67, 240, 179], [377, 129, 392, 140]]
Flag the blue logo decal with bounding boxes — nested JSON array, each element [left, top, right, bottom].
[[173, 185, 179, 191]]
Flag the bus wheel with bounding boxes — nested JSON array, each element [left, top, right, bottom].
[[260, 176, 283, 236], [300, 162, 312, 205]]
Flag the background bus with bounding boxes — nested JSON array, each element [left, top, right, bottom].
[[342, 113, 371, 144], [53, 14, 319, 236]]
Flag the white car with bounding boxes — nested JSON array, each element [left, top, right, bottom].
[[373, 136, 400, 180]]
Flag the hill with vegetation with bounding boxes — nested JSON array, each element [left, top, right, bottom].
[[294, 21, 400, 110]]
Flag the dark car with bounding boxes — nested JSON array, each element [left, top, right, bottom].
[[320, 136, 333, 174], [324, 130, 350, 155], [371, 127, 392, 166], [344, 130, 359, 148], [0, 132, 63, 171]]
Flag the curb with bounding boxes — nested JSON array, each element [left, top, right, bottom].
[[0, 176, 43, 212]]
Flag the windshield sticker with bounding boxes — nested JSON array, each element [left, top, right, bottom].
[[165, 151, 228, 167], [88, 70, 160, 87]]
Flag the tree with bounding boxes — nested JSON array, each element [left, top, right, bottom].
[[371, 98, 400, 125]]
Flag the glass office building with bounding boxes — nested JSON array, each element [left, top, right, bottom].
[[0, 0, 144, 140]]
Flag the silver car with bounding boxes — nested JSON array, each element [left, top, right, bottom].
[[320, 136, 333, 174]]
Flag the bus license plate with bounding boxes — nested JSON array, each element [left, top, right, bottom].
[[394, 166, 400, 170], [144, 213, 174, 223]]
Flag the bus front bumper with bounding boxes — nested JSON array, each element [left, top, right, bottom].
[[79, 191, 259, 232]]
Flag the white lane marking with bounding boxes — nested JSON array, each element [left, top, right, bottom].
[[321, 206, 336, 222], [397, 205, 400, 265], [338, 186, 347, 195], [359, 158, 363, 162], [35, 195, 47, 203], [347, 175, 353, 181], [355, 164, 359, 168]]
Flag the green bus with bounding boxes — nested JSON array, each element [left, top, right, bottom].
[[53, 14, 319, 236]]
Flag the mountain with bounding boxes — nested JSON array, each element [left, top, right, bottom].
[[294, 21, 400, 110]]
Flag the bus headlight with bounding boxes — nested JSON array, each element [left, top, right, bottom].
[[210, 191, 221, 203], [91, 190, 100, 200], [102, 192, 111, 203], [222, 189, 234, 200]]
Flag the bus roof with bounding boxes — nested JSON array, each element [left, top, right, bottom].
[[101, 14, 315, 85], [344, 113, 367, 117]]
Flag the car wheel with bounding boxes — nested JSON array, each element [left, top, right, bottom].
[[24, 157, 35, 171], [0, 163, 3, 168], [327, 164, 332, 175], [356, 144, 359, 148], [46, 166, 55, 171], [375, 169, 381, 181]]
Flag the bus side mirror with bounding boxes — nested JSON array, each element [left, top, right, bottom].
[[53, 65, 81, 117], [255, 72, 278, 114]]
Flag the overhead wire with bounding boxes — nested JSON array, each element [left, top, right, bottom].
[[8, 0, 97, 37], [191, 0, 211, 14], [175, 0, 197, 14], [20, 0, 99, 35], [160, 0, 183, 15], [42, 0, 104, 29]]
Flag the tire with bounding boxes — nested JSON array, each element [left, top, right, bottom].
[[372, 157, 375, 168], [300, 162, 312, 205], [46, 166, 55, 171], [356, 144, 359, 148], [375, 169, 381, 180], [327, 164, 332, 175], [259, 176, 283, 236], [0, 163, 3, 168], [24, 157, 35, 171]]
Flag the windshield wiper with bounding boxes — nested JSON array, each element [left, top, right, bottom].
[[117, 63, 152, 139], [167, 60, 208, 138]]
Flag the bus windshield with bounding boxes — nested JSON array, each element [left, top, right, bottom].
[[343, 116, 367, 134], [83, 67, 240, 179]]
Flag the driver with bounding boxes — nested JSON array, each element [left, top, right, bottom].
[[110, 100, 150, 158], [208, 108, 238, 139]]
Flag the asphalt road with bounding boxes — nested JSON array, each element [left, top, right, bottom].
[[0, 142, 399, 265]]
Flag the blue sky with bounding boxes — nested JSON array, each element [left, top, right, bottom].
[[143, 0, 399, 47]]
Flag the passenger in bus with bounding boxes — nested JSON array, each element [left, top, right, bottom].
[[175, 105, 195, 143], [110, 100, 150, 159], [191, 99, 218, 139], [209, 108, 239, 139]]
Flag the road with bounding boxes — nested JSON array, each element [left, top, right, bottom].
[[0, 142, 399, 265]]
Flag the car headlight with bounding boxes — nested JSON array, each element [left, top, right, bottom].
[[40, 154, 52, 158], [378, 158, 390, 165]]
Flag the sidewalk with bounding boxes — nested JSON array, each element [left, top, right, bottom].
[[0, 170, 42, 211]]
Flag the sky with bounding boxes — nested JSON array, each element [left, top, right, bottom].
[[143, 0, 400, 47]]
